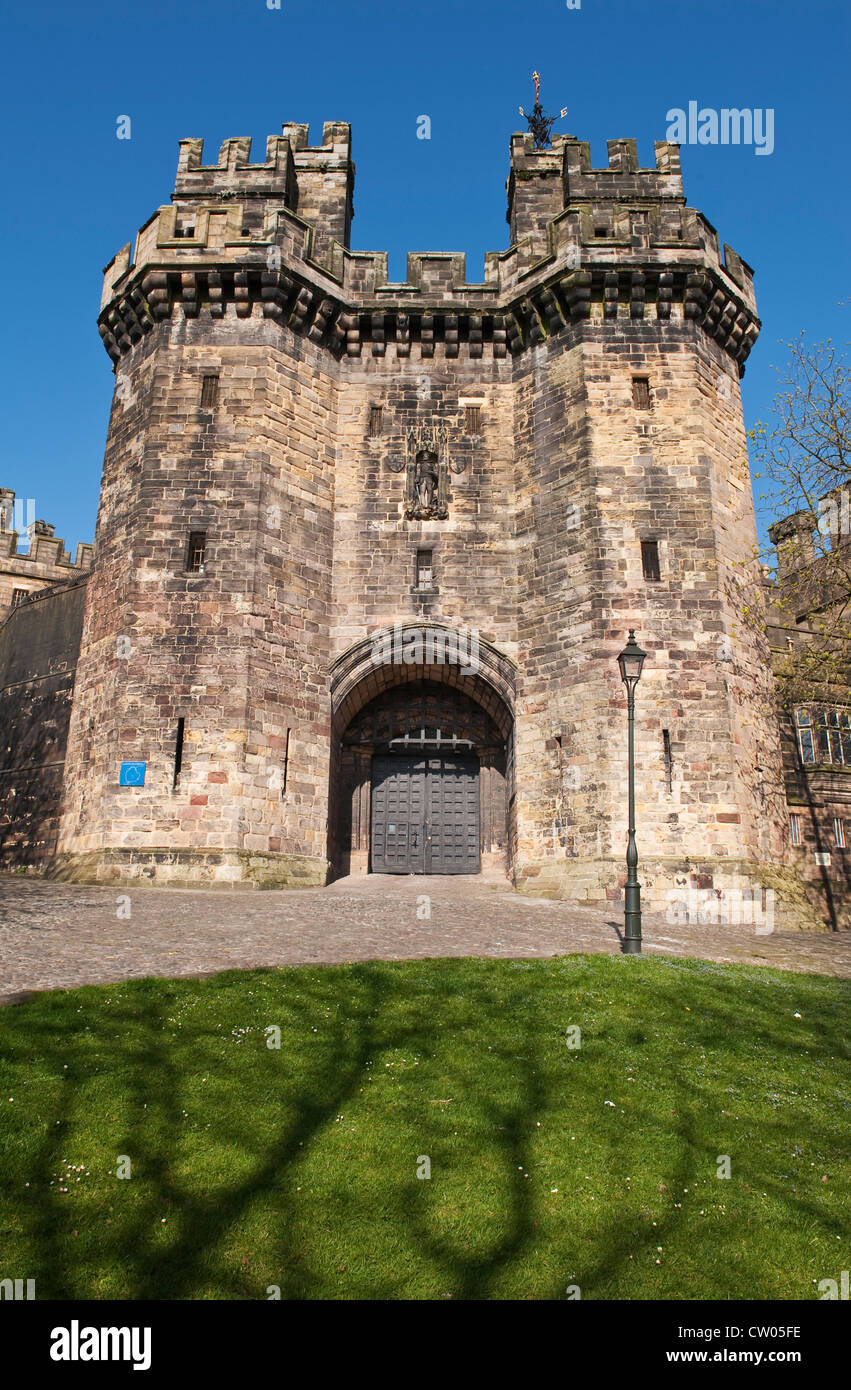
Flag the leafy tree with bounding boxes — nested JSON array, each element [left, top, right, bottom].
[[750, 334, 851, 707]]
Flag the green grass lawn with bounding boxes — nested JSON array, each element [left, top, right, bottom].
[[0, 954, 848, 1300]]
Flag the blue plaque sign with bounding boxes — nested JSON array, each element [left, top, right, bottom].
[[119, 761, 146, 786]]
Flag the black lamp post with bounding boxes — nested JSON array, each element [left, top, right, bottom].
[[617, 630, 647, 955]]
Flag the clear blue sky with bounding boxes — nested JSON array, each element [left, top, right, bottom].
[[1, 0, 849, 554]]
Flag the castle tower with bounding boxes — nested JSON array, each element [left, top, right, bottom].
[[55, 119, 799, 916]]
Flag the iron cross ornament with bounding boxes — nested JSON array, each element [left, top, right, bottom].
[[519, 71, 568, 149]]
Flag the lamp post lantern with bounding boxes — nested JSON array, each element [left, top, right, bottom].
[[617, 630, 647, 955]]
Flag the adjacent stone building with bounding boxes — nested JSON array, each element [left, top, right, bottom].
[[0, 118, 845, 929], [0, 489, 92, 621], [765, 487, 851, 928]]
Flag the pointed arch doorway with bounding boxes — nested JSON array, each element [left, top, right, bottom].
[[328, 629, 516, 879]]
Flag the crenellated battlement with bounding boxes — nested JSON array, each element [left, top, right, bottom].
[[0, 529, 92, 569], [0, 486, 93, 624], [565, 135, 683, 196], [172, 123, 354, 253], [509, 131, 682, 176], [507, 134, 683, 251], [97, 123, 758, 372], [175, 134, 298, 205]]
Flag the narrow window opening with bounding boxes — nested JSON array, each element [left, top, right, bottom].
[[789, 813, 803, 847], [662, 729, 673, 792], [594, 225, 607, 237], [641, 539, 661, 582], [632, 376, 651, 409], [834, 817, 846, 849], [200, 375, 219, 409], [172, 717, 185, 789], [368, 405, 383, 437], [186, 531, 207, 574], [11, 588, 30, 608], [281, 728, 290, 797], [415, 549, 434, 591], [465, 404, 482, 435]]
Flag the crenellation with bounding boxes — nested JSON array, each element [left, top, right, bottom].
[[98, 124, 757, 372], [562, 136, 684, 199], [174, 134, 298, 206], [0, 488, 93, 624]]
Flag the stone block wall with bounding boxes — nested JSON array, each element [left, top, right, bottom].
[[0, 578, 88, 865], [507, 316, 794, 920], [56, 315, 337, 887]]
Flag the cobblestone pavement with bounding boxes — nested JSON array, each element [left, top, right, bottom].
[[1, 872, 850, 1003]]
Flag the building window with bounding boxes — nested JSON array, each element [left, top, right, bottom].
[[632, 377, 651, 410], [789, 813, 803, 847], [641, 539, 661, 582], [200, 375, 219, 409], [11, 588, 30, 607], [186, 531, 207, 574], [594, 225, 608, 237], [796, 707, 851, 766], [367, 405, 383, 438], [796, 708, 816, 764], [415, 549, 434, 591], [464, 404, 482, 435], [834, 818, 846, 849]]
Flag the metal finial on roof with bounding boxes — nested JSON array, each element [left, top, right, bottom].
[[518, 71, 568, 150]]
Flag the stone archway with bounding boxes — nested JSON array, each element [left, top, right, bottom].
[[327, 625, 516, 879]]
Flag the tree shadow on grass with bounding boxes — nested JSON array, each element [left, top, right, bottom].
[[0, 955, 847, 1300], [537, 958, 850, 1299], [3, 968, 389, 1298]]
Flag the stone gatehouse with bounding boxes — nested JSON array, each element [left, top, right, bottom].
[[0, 118, 846, 929]]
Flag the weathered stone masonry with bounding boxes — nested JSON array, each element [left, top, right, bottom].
[[0, 490, 91, 622], [0, 119, 832, 926]]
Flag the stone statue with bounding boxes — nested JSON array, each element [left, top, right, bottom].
[[414, 450, 440, 510]]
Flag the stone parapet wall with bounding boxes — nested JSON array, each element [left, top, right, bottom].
[[0, 577, 88, 866], [97, 123, 757, 375], [0, 508, 92, 623]]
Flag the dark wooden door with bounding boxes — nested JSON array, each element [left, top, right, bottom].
[[370, 756, 427, 873], [371, 754, 480, 874], [426, 755, 480, 873]]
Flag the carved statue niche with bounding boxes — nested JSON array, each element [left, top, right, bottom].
[[404, 423, 449, 520]]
